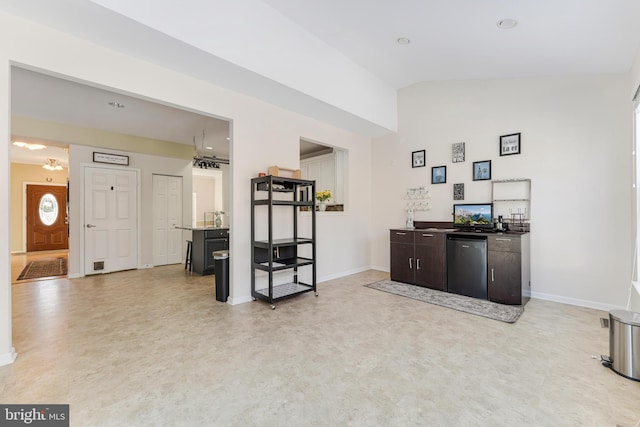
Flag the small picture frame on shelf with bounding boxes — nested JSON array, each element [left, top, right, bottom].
[[452, 142, 465, 163], [431, 166, 446, 184], [453, 183, 464, 200], [500, 133, 521, 156], [412, 150, 426, 168], [473, 160, 491, 181]]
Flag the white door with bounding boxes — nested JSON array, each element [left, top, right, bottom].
[[84, 166, 138, 274], [152, 174, 183, 266]]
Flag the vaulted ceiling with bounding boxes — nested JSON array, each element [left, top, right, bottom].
[[4, 0, 640, 151]]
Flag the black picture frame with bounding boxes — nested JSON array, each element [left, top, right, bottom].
[[473, 160, 491, 181], [453, 183, 464, 200], [500, 133, 521, 156], [93, 151, 130, 166], [431, 166, 446, 184], [412, 150, 425, 168]]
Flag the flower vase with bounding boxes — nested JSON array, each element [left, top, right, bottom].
[[318, 202, 327, 212], [215, 217, 222, 227]]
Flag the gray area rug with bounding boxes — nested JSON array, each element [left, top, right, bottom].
[[365, 280, 524, 323]]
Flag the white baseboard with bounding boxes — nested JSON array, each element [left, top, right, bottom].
[[139, 264, 154, 269], [318, 265, 371, 283], [369, 265, 389, 272], [530, 291, 626, 312], [0, 347, 17, 366], [67, 273, 82, 279]]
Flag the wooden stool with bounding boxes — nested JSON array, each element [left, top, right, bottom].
[[185, 240, 193, 271]]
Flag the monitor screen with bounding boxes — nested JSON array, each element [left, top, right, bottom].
[[453, 203, 493, 229]]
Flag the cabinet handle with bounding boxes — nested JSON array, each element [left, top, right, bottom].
[[395, 232, 407, 235], [416, 259, 420, 270], [422, 234, 434, 237], [462, 245, 470, 248], [495, 238, 511, 242], [491, 268, 495, 282], [409, 257, 412, 269]]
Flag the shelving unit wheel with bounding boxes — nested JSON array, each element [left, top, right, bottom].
[[315, 292, 319, 296], [271, 304, 276, 310], [252, 297, 256, 301]]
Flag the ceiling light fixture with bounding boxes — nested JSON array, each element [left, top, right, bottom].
[[13, 141, 47, 150], [397, 37, 411, 45], [192, 155, 229, 169], [43, 158, 63, 171], [497, 18, 517, 29], [108, 101, 126, 108]]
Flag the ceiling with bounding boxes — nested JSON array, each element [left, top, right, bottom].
[[10, 67, 231, 166], [5, 0, 640, 162], [262, 0, 640, 87]]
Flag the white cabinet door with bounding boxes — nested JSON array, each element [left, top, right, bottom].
[[301, 153, 336, 202]]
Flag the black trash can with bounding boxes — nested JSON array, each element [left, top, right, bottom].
[[214, 250, 229, 302]]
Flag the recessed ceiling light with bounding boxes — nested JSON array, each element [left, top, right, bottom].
[[205, 146, 213, 150], [497, 18, 517, 29], [108, 101, 126, 108], [13, 141, 47, 150], [397, 37, 411, 45]]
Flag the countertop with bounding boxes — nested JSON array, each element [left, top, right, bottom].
[[176, 226, 230, 231], [390, 227, 527, 236]]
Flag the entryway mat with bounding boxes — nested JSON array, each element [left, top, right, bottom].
[[17, 258, 67, 280], [365, 280, 524, 323]]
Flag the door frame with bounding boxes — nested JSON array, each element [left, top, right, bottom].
[[80, 163, 141, 277], [21, 181, 67, 253]]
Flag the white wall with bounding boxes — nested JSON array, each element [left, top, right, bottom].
[[628, 49, 640, 312], [67, 144, 193, 276], [0, 10, 373, 363], [371, 75, 633, 310]]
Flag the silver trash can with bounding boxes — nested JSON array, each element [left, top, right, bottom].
[[609, 309, 640, 381]]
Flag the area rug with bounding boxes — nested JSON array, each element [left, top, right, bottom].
[[17, 258, 67, 280], [365, 280, 524, 323]]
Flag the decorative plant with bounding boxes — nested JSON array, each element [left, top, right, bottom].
[[315, 190, 332, 203], [214, 211, 225, 219]]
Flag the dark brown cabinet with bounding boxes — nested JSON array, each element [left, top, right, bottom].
[[487, 234, 530, 305], [414, 232, 446, 291], [390, 228, 530, 305], [389, 230, 446, 291]]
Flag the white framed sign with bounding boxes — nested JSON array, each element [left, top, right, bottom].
[[93, 152, 129, 166]]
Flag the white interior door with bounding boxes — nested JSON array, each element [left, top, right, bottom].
[[84, 166, 138, 274], [153, 174, 183, 266]]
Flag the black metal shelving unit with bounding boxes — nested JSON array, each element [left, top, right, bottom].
[[251, 175, 317, 309]]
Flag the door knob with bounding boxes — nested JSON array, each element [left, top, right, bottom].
[[86, 224, 97, 228]]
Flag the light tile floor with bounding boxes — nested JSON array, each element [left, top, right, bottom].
[[1, 266, 639, 426]]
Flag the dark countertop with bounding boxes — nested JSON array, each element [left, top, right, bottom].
[[176, 226, 230, 231], [390, 227, 527, 236]]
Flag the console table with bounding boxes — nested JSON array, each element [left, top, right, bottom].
[[390, 227, 530, 305]]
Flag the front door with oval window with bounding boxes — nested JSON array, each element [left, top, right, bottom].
[[26, 184, 68, 252]]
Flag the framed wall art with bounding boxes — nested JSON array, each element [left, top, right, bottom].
[[453, 183, 464, 200], [473, 160, 491, 181], [452, 142, 465, 163], [500, 133, 521, 156], [412, 150, 425, 168], [431, 166, 446, 184]]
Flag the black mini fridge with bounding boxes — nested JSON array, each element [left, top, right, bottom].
[[446, 235, 488, 299]]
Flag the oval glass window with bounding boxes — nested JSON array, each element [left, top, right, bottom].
[[39, 193, 59, 226]]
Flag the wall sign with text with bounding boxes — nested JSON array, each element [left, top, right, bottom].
[[93, 152, 129, 166]]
